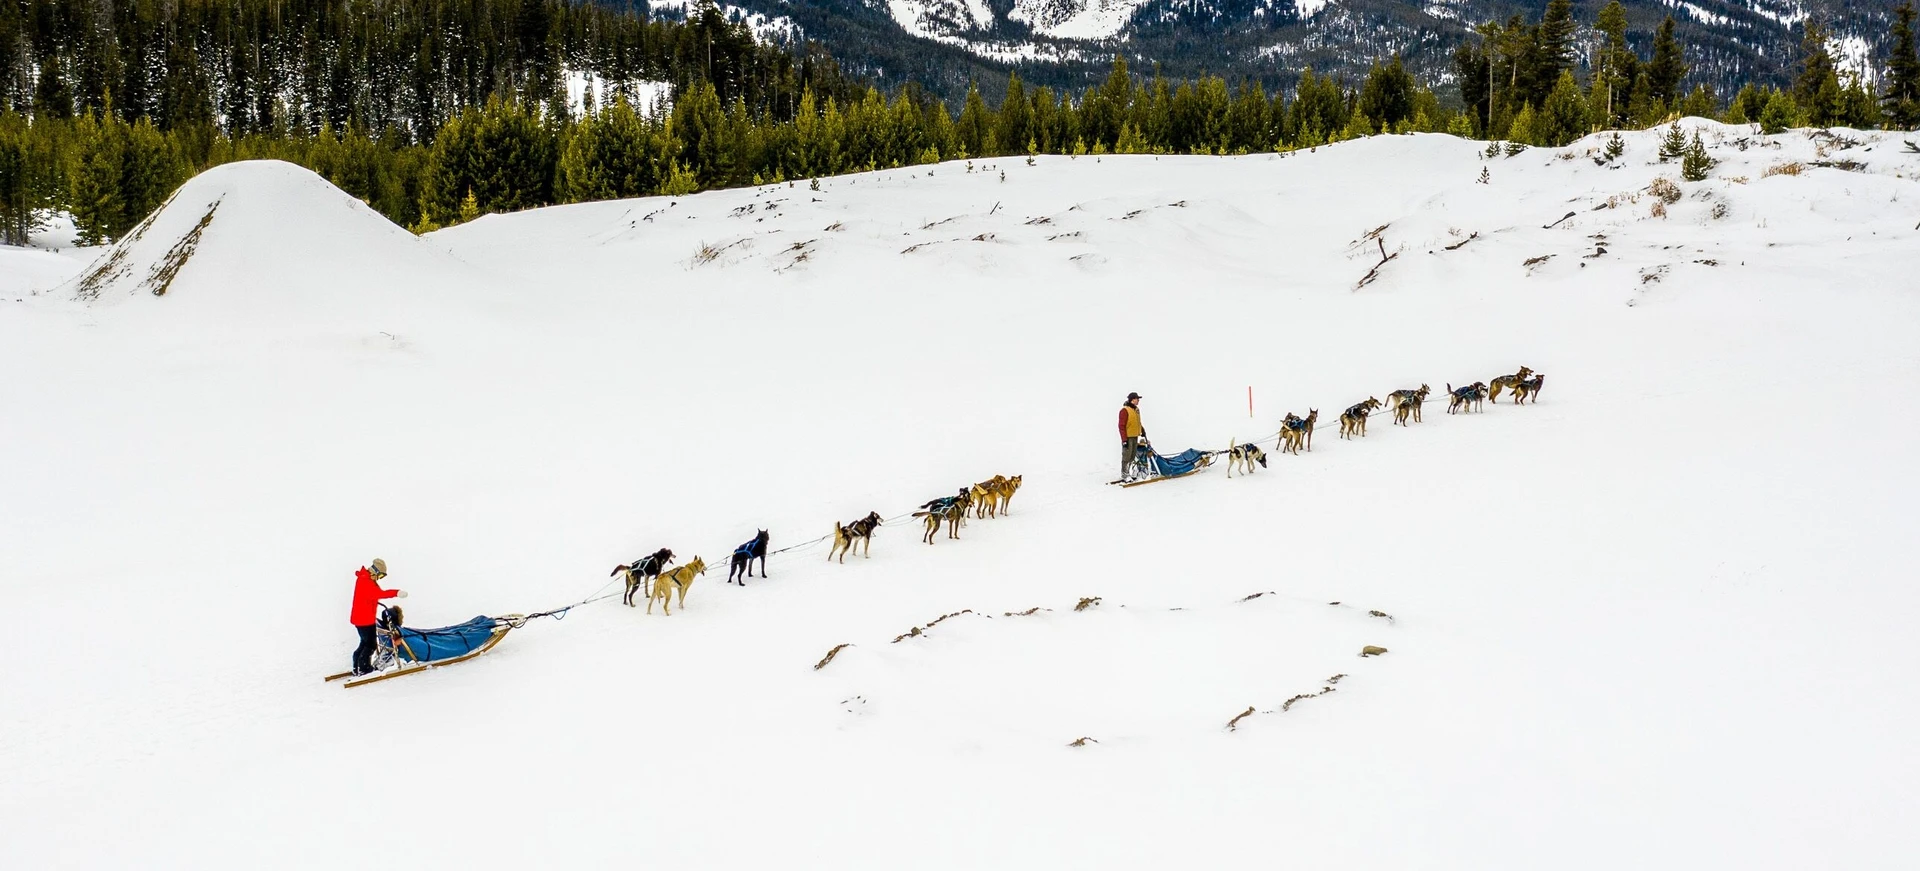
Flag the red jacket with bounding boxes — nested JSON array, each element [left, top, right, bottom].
[[350, 567, 399, 626]]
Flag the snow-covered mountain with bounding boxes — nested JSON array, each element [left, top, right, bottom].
[[659, 0, 1909, 100], [4, 123, 1919, 866]]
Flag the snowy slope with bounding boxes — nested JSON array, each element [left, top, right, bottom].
[[4, 124, 1920, 869]]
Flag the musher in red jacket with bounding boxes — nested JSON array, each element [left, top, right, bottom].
[[350, 558, 407, 676]]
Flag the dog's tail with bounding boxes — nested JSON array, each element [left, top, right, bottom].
[[610, 564, 630, 578]]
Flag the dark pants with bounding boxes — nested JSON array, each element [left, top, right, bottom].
[[351, 624, 378, 675], [1121, 436, 1139, 479]]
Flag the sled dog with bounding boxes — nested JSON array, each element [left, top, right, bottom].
[[828, 512, 884, 563], [1487, 367, 1533, 404], [914, 489, 971, 543], [1447, 382, 1488, 414], [1513, 373, 1545, 404], [1225, 439, 1269, 477], [1387, 385, 1430, 424], [1280, 409, 1318, 455], [728, 530, 769, 585], [614, 548, 675, 606], [1339, 398, 1383, 439], [648, 557, 707, 615]]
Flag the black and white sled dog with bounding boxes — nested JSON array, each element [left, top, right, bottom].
[[1225, 439, 1268, 477], [728, 529, 770, 585], [614, 548, 675, 606]]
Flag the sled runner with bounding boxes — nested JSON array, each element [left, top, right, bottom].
[[324, 606, 518, 687], [1111, 439, 1215, 487]]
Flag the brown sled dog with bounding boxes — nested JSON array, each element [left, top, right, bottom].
[[647, 557, 707, 615], [1280, 409, 1318, 455], [1386, 385, 1430, 425], [971, 476, 1008, 519], [1487, 366, 1533, 404], [1512, 373, 1545, 404], [828, 512, 884, 563], [1339, 398, 1383, 439], [995, 475, 1022, 515]]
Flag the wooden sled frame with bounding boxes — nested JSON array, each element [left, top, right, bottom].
[[323, 616, 517, 687]]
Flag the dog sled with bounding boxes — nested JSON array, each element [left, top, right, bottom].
[[324, 605, 518, 688], [1112, 438, 1216, 487]]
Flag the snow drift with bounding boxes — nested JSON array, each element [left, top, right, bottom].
[[59, 159, 518, 332]]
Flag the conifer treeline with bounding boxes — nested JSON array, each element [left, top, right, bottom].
[[0, 0, 1917, 248]]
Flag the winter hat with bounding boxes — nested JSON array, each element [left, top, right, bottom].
[[370, 558, 388, 577], [1126, 392, 1142, 401]]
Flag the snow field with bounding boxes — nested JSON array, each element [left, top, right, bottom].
[[3, 121, 1919, 868]]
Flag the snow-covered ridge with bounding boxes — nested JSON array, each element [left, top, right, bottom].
[[648, 0, 801, 43], [1009, 0, 1155, 39]]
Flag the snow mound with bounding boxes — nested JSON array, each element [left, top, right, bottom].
[[60, 160, 491, 328]]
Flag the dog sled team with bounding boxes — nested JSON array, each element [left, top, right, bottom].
[[343, 371, 1541, 674], [1125, 365, 1544, 485]]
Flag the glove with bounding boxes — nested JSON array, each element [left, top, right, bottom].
[[394, 589, 408, 599]]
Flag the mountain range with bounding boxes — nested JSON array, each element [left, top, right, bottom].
[[644, 0, 1909, 101]]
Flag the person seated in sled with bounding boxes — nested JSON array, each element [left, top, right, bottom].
[[349, 558, 407, 676]]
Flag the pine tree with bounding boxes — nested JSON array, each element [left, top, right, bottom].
[[34, 55, 75, 121], [661, 160, 699, 195], [1726, 85, 1768, 125], [1836, 74, 1884, 128], [457, 189, 480, 224], [997, 73, 1030, 155], [956, 84, 991, 159], [1884, 3, 1920, 130], [1678, 85, 1719, 120], [1593, 1, 1635, 127], [69, 113, 126, 245], [1603, 131, 1626, 162], [1680, 130, 1716, 181], [1659, 123, 1687, 161], [1536, 0, 1578, 90], [1340, 108, 1374, 142], [1795, 19, 1841, 126], [1646, 17, 1689, 109], [1537, 70, 1589, 147], [1504, 103, 1536, 154], [1760, 89, 1800, 134], [1357, 56, 1416, 133], [0, 111, 43, 245]]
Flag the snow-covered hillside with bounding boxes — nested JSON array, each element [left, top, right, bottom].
[[3, 124, 1919, 868]]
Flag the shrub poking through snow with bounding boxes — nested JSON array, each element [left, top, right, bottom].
[[1763, 161, 1804, 178], [1067, 737, 1097, 747], [1074, 597, 1102, 612], [1226, 706, 1257, 731], [1004, 606, 1047, 617], [146, 202, 220, 297], [1648, 177, 1682, 204], [814, 643, 852, 671], [1360, 646, 1389, 657]]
